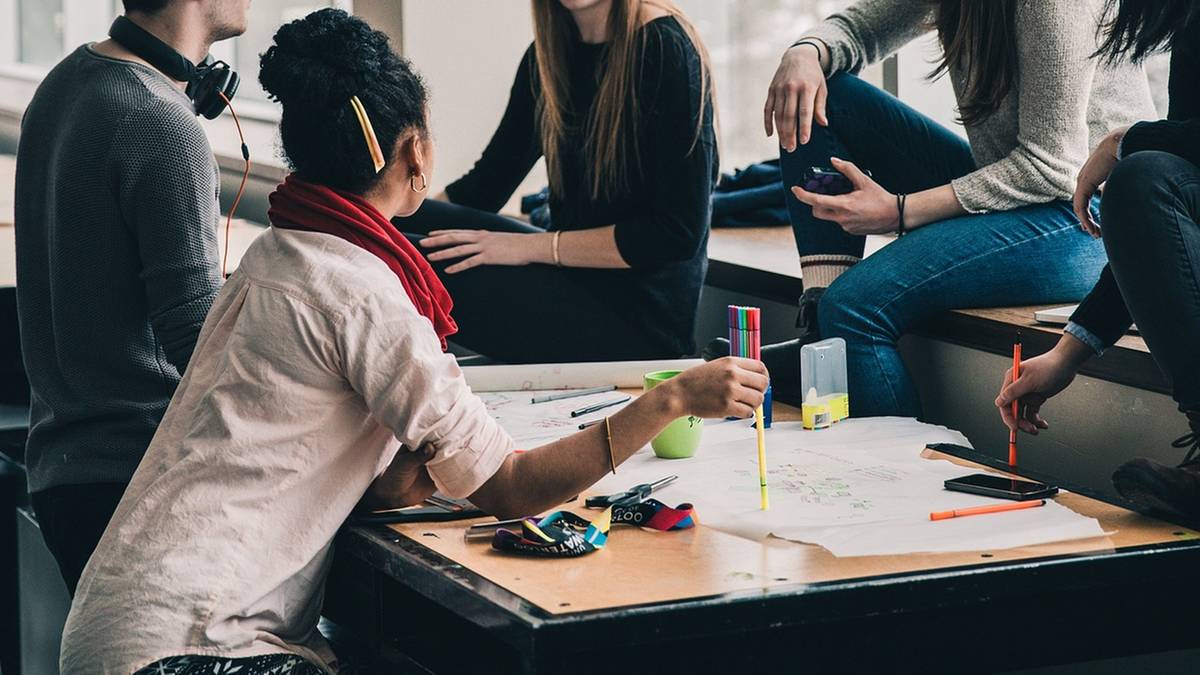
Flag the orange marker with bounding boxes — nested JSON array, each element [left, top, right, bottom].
[[1009, 332, 1022, 466], [930, 498, 1045, 521]]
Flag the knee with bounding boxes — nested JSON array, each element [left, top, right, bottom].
[[817, 278, 880, 339], [824, 72, 868, 102], [1101, 151, 1194, 238]]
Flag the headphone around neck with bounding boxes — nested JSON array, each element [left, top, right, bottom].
[[108, 15, 240, 119]]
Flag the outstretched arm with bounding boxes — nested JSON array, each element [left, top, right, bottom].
[[469, 358, 768, 518]]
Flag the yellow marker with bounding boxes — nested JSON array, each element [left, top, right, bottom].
[[755, 405, 769, 510]]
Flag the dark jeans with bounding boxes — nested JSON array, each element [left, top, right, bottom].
[[1101, 151, 1200, 411], [395, 199, 666, 363], [779, 74, 1108, 417], [30, 481, 127, 596]]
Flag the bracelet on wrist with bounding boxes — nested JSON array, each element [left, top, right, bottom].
[[896, 193, 908, 236], [791, 39, 823, 59], [552, 230, 563, 267]]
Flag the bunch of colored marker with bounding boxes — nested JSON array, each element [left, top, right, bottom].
[[727, 305, 769, 510], [727, 305, 761, 362]]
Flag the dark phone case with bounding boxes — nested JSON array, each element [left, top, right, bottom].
[[944, 477, 1059, 501], [799, 167, 854, 195]]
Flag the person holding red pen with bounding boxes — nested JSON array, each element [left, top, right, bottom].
[[997, 1, 1200, 522]]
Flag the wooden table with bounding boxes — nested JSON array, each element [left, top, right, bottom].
[[325, 402, 1200, 673]]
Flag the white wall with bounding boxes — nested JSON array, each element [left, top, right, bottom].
[[401, 0, 546, 200]]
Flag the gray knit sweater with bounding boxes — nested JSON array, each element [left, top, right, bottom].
[[15, 46, 222, 492], [806, 0, 1157, 212]]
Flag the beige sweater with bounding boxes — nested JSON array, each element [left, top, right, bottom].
[[806, 0, 1157, 213]]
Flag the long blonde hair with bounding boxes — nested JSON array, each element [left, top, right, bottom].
[[531, 0, 713, 201]]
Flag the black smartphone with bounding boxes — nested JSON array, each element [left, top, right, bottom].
[[944, 473, 1059, 501], [797, 166, 871, 196]]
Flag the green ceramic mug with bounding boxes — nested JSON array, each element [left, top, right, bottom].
[[644, 370, 703, 459]]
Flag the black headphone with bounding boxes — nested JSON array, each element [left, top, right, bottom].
[[108, 16, 240, 120]]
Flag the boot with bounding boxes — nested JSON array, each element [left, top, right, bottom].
[[1112, 411, 1200, 523], [701, 288, 826, 405]]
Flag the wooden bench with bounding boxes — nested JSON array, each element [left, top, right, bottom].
[[705, 225, 1164, 394]]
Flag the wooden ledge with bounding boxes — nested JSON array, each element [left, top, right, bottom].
[[707, 226, 803, 304]]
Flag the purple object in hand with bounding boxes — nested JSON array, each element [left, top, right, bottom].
[[798, 166, 869, 196]]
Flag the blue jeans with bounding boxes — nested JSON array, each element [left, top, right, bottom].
[[779, 74, 1108, 417]]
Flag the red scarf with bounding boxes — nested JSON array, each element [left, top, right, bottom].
[[268, 175, 457, 349]]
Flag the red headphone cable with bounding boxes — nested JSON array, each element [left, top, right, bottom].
[[218, 90, 250, 279]]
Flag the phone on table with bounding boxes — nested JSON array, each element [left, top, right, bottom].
[[797, 166, 871, 196], [944, 473, 1058, 501]]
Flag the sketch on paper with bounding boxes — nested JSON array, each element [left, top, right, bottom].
[[479, 390, 632, 448]]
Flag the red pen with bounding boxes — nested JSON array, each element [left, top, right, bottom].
[[1009, 332, 1022, 466]]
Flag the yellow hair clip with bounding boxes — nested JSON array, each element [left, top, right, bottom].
[[349, 95, 386, 174]]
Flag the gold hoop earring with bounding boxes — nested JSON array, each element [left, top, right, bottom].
[[410, 173, 428, 193]]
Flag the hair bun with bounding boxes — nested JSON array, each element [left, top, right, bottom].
[[259, 8, 393, 107]]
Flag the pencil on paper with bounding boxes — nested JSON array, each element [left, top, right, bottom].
[[569, 396, 631, 418], [531, 384, 617, 404]]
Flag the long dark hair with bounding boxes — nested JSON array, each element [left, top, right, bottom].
[[1095, 0, 1199, 63], [532, 0, 712, 201], [929, 0, 1018, 126]]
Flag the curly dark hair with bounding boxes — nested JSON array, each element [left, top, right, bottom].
[[259, 8, 429, 193]]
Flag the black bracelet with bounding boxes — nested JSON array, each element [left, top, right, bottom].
[[896, 193, 908, 236], [791, 39, 823, 61]]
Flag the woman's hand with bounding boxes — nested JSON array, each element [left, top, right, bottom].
[[359, 445, 438, 512], [420, 230, 549, 274], [995, 336, 1092, 435], [765, 43, 828, 151], [661, 357, 770, 420], [790, 157, 897, 235], [1073, 126, 1128, 238]]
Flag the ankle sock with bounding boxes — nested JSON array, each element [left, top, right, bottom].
[[799, 254, 859, 289]]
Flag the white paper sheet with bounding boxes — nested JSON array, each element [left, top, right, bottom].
[[462, 359, 704, 392], [584, 418, 1107, 557], [479, 389, 633, 448]]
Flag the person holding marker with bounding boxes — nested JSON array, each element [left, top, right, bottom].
[[708, 0, 1156, 417], [997, 1, 1200, 522], [57, 11, 767, 673]]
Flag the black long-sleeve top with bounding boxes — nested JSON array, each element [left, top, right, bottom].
[[1069, 20, 1199, 350], [445, 16, 717, 357]]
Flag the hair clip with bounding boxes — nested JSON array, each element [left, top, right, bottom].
[[349, 95, 386, 173]]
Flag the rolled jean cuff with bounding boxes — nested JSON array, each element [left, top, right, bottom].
[[1064, 321, 1108, 356]]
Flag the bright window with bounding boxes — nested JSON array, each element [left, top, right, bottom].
[[677, 0, 853, 171]]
